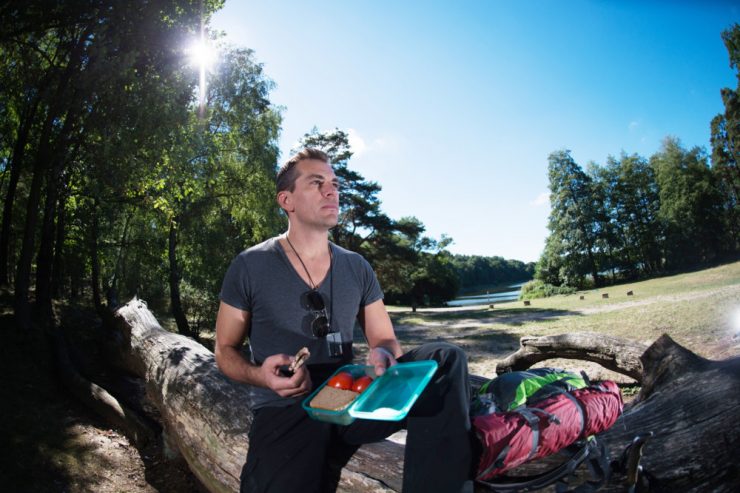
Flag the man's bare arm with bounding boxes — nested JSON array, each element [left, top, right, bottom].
[[214, 301, 311, 397], [358, 299, 403, 375]]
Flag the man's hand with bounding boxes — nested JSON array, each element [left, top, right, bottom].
[[367, 347, 398, 377], [260, 353, 312, 397]]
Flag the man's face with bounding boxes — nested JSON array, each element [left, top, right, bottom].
[[280, 159, 340, 229]]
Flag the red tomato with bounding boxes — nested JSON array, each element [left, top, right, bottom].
[[327, 372, 354, 390], [352, 376, 373, 394]]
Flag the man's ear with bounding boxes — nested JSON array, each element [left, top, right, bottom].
[[277, 190, 293, 213]]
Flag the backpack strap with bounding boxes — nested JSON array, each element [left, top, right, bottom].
[[477, 407, 562, 480], [476, 438, 605, 492]]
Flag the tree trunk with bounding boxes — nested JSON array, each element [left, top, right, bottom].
[[109, 300, 740, 492], [168, 217, 191, 337], [51, 190, 68, 298], [36, 148, 70, 320], [599, 335, 740, 492], [112, 299, 403, 493], [0, 94, 39, 285], [496, 332, 647, 382], [90, 201, 103, 314]]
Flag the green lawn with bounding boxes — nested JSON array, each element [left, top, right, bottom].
[[386, 261, 740, 371]]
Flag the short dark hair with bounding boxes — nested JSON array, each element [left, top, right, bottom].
[[276, 148, 330, 192]]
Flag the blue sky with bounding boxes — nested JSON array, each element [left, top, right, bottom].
[[210, 1, 738, 263]]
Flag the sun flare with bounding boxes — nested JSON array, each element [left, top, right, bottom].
[[186, 34, 217, 115], [187, 38, 217, 72]]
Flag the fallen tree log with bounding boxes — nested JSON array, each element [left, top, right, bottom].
[[495, 332, 647, 382], [111, 299, 739, 492], [598, 334, 740, 492], [112, 298, 404, 492]]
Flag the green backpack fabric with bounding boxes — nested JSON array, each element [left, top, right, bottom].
[[477, 367, 588, 412]]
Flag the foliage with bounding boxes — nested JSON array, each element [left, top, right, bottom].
[[710, 23, 740, 252], [540, 150, 606, 288], [651, 137, 725, 269], [519, 279, 577, 300], [536, 25, 740, 290], [0, 0, 281, 332], [295, 129, 460, 307], [539, 139, 733, 289], [451, 255, 534, 292]]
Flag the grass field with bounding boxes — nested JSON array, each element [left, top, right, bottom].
[[383, 260, 740, 379]]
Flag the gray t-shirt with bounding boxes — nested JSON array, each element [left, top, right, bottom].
[[219, 237, 384, 409]]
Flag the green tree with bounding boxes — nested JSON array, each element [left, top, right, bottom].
[[296, 128, 393, 253], [710, 23, 740, 252], [0, 0, 227, 328], [541, 150, 605, 287], [651, 137, 725, 268], [150, 45, 282, 336], [596, 153, 662, 277]]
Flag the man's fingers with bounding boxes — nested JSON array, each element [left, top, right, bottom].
[[289, 347, 310, 372]]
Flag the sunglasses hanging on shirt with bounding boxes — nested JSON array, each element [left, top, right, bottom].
[[305, 289, 330, 337], [287, 235, 343, 357]]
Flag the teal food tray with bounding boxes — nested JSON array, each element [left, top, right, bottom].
[[302, 360, 438, 425]]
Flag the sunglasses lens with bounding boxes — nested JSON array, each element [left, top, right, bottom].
[[312, 316, 330, 337], [306, 290, 325, 310]]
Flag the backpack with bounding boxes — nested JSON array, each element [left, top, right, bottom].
[[472, 368, 623, 492]]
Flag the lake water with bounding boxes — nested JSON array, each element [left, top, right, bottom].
[[446, 281, 529, 307]]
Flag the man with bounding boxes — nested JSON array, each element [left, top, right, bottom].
[[215, 148, 476, 492]]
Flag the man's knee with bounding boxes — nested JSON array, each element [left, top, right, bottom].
[[413, 341, 468, 368]]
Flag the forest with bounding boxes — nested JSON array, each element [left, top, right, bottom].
[[1, 1, 737, 339], [535, 25, 740, 290], [2, 3, 739, 492], [0, 1, 532, 337]]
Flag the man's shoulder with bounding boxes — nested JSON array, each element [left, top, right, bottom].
[[243, 237, 279, 254], [331, 242, 373, 270], [234, 237, 280, 264], [331, 242, 366, 262]]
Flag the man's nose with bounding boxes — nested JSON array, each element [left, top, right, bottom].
[[321, 183, 337, 196]]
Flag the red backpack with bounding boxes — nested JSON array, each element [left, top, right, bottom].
[[472, 369, 623, 491]]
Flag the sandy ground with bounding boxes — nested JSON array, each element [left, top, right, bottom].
[[9, 281, 737, 492]]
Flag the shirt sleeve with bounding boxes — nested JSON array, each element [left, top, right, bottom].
[[219, 254, 252, 311], [360, 257, 384, 307]]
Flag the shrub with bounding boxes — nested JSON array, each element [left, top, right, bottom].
[[520, 280, 577, 300]]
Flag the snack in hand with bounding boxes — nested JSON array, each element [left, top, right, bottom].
[[289, 347, 310, 373], [309, 386, 359, 411]]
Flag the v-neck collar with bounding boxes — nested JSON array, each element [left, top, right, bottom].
[[274, 237, 333, 291]]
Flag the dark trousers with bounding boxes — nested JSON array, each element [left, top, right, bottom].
[[240, 342, 475, 493]]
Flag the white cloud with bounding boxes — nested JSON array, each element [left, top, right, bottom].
[[530, 192, 550, 207], [347, 128, 401, 157], [347, 128, 368, 156]]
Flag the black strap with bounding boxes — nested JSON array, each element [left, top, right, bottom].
[[476, 438, 610, 493]]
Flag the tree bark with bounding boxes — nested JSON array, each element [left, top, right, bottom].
[[496, 332, 647, 382], [168, 216, 191, 337], [112, 298, 402, 493], [13, 28, 87, 329], [599, 335, 740, 492], [51, 190, 68, 298], [90, 201, 103, 314], [0, 93, 40, 286], [51, 324, 155, 448], [36, 128, 75, 319], [109, 300, 739, 492]]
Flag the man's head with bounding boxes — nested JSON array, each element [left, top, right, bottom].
[[277, 148, 330, 193], [276, 148, 339, 229]]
